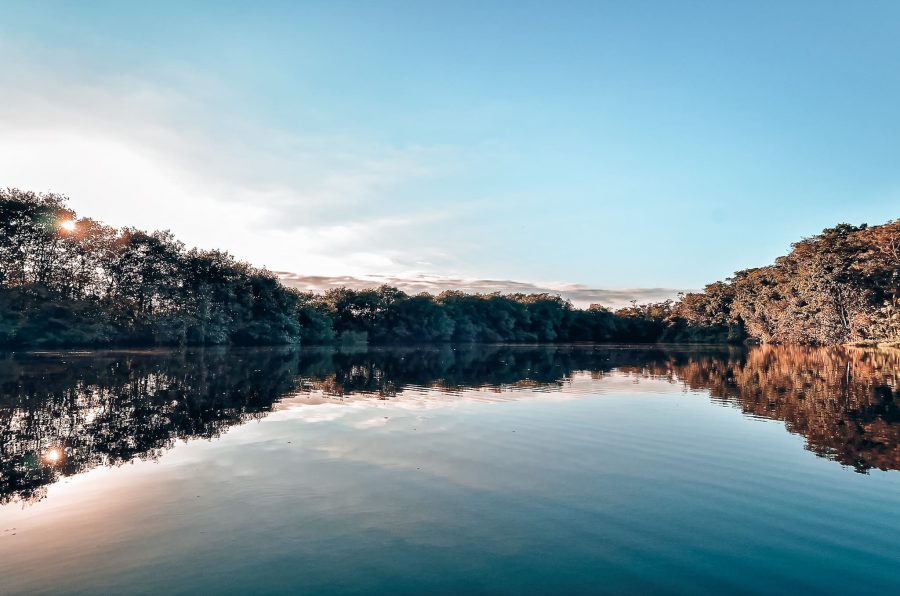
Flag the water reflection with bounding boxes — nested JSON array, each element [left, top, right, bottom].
[[672, 346, 900, 473], [0, 348, 301, 504], [1, 344, 898, 504]]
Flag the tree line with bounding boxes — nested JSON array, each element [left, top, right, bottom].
[[0, 189, 649, 347], [1, 189, 897, 347]]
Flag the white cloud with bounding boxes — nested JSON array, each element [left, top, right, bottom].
[[0, 41, 456, 276], [276, 272, 686, 308]]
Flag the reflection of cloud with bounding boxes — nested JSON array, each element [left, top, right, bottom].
[[274, 372, 674, 421], [276, 403, 351, 423], [264, 373, 683, 495], [353, 416, 392, 429], [277, 272, 686, 308]]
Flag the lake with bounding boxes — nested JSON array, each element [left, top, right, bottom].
[[1, 344, 899, 594]]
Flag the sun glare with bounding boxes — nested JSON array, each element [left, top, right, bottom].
[[60, 220, 77, 232], [43, 448, 62, 464]]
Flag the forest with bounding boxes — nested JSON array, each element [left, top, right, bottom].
[[0, 188, 898, 347]]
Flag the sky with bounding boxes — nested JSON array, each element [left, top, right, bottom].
[[2, 1, 899, 307]]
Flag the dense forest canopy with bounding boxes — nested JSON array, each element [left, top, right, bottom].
[[0, 189, 897, 347], [673, 221, 900, 344]]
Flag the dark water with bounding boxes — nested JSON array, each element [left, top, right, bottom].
[[1, 344, 899, 594]]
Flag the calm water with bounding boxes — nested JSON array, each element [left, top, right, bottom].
[[1, 344, 899, 594]]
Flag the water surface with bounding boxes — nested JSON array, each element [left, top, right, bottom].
[[1, 345, 899, 594]]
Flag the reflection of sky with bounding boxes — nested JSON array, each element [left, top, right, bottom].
[[3, 373, 899, 593]]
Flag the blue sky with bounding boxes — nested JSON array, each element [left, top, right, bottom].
[[2, 1, 899, 305]]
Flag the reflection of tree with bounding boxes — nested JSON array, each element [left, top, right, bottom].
[[611, 346, 900, 472], [1, 345, 898, 504], [295, 345, 633, 396], [665, 346, 900, 473], [0, 349, 302, 504], [0, 345, 698, 504]]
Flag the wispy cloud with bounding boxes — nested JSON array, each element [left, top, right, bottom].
[[276, 272, 685, 309], [0, 41, 466, 276], [0, 40, 684, 296]]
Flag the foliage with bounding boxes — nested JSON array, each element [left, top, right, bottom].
[[0, 189, 304, 346], [2, 188, 897, 346], [675, 221, 900, 344]]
